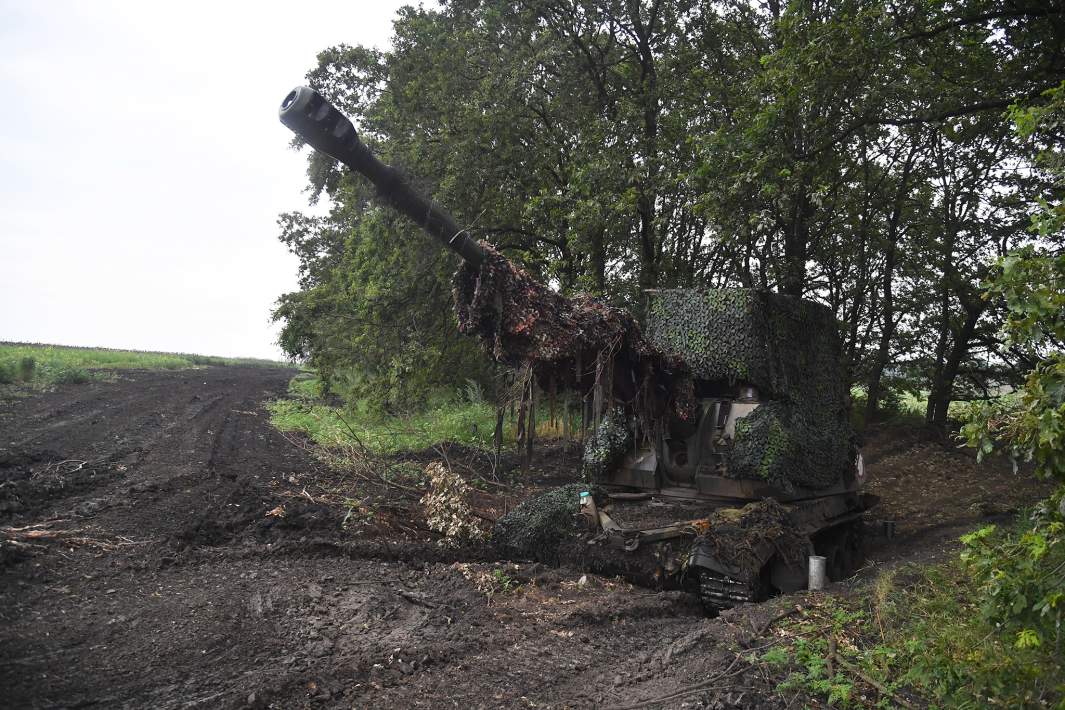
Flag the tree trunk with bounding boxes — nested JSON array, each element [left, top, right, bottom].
[[590, 224, 606, 295], [781, 190, 812, 296], [494, 406, 504, 458], [524, 382, 536, 471], [925, 289, 953, 426], [516, 382, 527, 446], [865, 143, 917, 419], [638, 198, 658, 296], [864, 246, 897, 422], [928, 302, 984, 431], [633, 3, 661, 306]]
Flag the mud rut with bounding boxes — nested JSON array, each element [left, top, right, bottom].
[[0, 368, 1047, 709]]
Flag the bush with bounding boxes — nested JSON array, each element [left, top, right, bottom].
[[267, 379, 504, 455], [960, 494, 1065, 654], [768, 517, 1065, 709], [0, 362, 15, 384], [17, 356, 36, 382], [288, 373, 324, 400], [870, 500, 1065, 707], [421, 461, 485, 543], [52, 368, 92, 385]]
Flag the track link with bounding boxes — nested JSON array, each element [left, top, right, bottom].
[[697, 569, 763, 613]]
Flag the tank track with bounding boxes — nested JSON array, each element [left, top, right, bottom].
[[697, 569, 764, 613]]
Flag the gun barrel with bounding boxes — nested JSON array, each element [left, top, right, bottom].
[[278, 86, 484, 267]]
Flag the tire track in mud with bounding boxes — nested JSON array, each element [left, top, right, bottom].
[[0, 367, 330, 708], [0, 368, 842, 709]]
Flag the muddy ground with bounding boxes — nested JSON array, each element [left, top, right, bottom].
[[0, 368, 1051, 709]]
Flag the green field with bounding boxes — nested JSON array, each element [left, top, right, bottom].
[[0, 342, 289, 387]]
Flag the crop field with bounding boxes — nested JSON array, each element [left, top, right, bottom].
[[0, 342, 288, 388]]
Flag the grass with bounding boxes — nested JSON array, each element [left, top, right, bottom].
[[761, 525, 1065, 708], [849, 386, 972, 430], [268, 372, 573, 456], [0, 342, 289, 388]]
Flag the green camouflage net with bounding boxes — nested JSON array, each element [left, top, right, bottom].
[[581, 409, 632, 483], [727, 402, 798, 487], [727, 402, 853, 490], [491, 484, 604, 564], [648, 289, 855, 490]]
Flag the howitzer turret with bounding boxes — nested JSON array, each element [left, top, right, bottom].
[[278, 86, 873, 613]]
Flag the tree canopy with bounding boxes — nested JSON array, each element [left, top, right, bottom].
[[274, 0, 1065, 423]]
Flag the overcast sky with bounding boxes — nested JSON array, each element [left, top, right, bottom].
[[0, 0, 410, 359]]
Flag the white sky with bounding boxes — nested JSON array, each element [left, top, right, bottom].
[[0, 0, 410, 360]]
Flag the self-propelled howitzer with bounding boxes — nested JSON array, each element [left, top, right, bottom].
[[278, 86, 873, 612]]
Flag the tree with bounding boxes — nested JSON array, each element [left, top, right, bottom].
[[962, 82, 1065, 480], [272, 0, 1065, 423]]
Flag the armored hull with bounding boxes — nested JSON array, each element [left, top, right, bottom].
[[503, 287, 872, 612]]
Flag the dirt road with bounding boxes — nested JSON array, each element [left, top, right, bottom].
[[0, 368, 1050, 709]]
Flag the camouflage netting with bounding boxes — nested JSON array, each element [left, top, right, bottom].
[[647, 289, 856, 490], [727, 402, 854, 490], [581, 408, 632, 483], [453, 244, 694, 420], [491, 484, 605, 565], [646, 289, 845, 401], [694, 499, 808, 578]]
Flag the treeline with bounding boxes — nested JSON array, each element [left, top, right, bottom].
[[274, 0, 1064, 426]]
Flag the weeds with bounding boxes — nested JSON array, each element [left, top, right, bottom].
[[762, 505, 1065, 708], [490, 568, 519, 593], [340, 498, 376, 529], [268, 373, 574, 456], [288, 373, 324, 400], [454, 563, 522, 602], [17, 356, 36, 381], [849, 385, 970, 430], [267, 396, 503, 454], [52, 367, 91, 385]]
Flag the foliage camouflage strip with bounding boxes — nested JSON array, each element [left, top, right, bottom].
[[693, 499, 807, 578], [581, 408, 633, 483], [648, 289, 856, 490], [453, 244, 695, 420]]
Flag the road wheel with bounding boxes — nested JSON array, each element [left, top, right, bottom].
[[830, 521, 865, 581], [814, 521, 863, 582]]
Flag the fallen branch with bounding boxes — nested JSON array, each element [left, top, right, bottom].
[[756, 605, 801, 636], [1, 522, 149, 553], [833, 648, 916, 709], [2, 519, 71, 532], [470, 508, 499, 523], [47, 460, 86, 474], [394, 588, 438, 609], [606, 655, 745, 710]]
